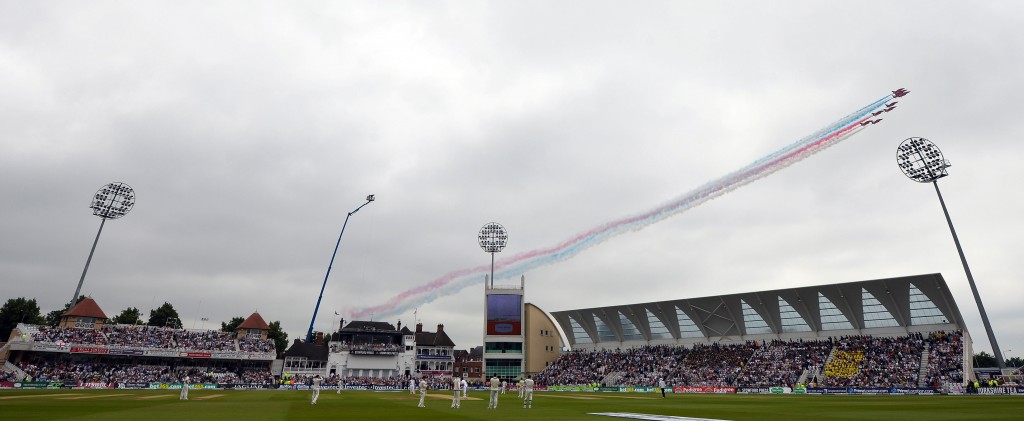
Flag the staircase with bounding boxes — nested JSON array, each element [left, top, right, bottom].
[[0, 342, 10, 367], [3, 361, 27, 381], [917, 343, 931, 387], [797, 368, 809, 385], [2, 323, 40, 367], [602, 371, 622, 386]]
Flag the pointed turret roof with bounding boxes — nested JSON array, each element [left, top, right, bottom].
[[238, 312, 270, 330], [63, 297, 107, 319]]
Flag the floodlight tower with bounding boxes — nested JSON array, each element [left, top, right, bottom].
[[70, 182, 135, 308], [306, 194, 375, 343], [478, 222, 508, 287], [897, 137, 1005, 369]]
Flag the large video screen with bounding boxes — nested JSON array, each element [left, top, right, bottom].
[[486, 294, 522, 335]]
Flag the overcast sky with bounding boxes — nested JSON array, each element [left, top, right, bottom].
[[2, 1, 1022, 360]]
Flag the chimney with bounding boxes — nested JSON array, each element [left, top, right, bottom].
[[416, 323, 423, 333], [316, 332, 324, 345], [437, 324, 444, 333], [339, 318, 345, 331], [397, 321, 402, 331]]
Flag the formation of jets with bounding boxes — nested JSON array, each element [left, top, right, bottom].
[[859, 89, 908, 126], [871, 103, 898, 116]]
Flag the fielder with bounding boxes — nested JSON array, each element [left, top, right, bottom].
[[311, 374, 322, 405], [417, 378, 428, 408], [487, 376, 500, 409], [451, 376, 461, 408], [517, 378, 524, 398], [522, 375, 534, 409], [179, 375, 190, 400], [409, 378, 416, 395], [460, 377, 468, 398]]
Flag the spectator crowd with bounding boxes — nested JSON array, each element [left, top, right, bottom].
[[6, 329, 969, 390], [536, 331, 965, 389], [13, 358, 275, 385], [27, 325, 274, 354]]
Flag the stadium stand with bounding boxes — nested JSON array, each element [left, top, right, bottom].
[[738, 339, 832, 388], [3, 309, 277, 387], [20, 324, 274, 353], [536, 331, 965, 390], [922, 330, 965, 387]]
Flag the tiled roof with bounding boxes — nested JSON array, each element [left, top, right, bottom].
[[415, 330, 456, 347], [63, 298, 107, 319], [238, 312, 270, 330]]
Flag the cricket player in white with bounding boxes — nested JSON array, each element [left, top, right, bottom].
[[311, 374, 322, 405], [179, 375, 190, 400], [409, 378, 416, 395], [501, 379, 507, 394], [460, 377, 468, 398], [417, 379, 428, 408], [487, 376, 500, 409], [451, 376, 461, 408], [517, 378, 524, 398], [522, 375, 534, 409]]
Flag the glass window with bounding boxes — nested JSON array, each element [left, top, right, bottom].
[[741, 300, 772, 334], [569, 317, 592, 344], [819, 292, 853, 330], [909, 283, 948, 325], [484, 358, 522, 379], [862, 288, 899, 328], [485, 342, 523, 354], [595, 315, 616, 342], [619, 311, 643, 341], [646, 309, 672, 340], [779, 297, 811, 332], [676, 307, 703, 338]]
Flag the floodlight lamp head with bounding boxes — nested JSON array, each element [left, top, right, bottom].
[[90, 182, 135, 219], [366, 194, 375, 202], [896, 137, 949, 183], [478, 222, 508, 253]]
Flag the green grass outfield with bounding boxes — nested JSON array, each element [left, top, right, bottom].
[[2, 389, 1023, 421]]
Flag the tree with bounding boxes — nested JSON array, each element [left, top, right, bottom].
[[268, 320, 288, 358], [221, 316, 245, 332], [111, 307, 143, 325], [974, 351, 997, 368], [148, 302, 181, 328], [0, 297, 44, 340], [44, 295, 85, 327]]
